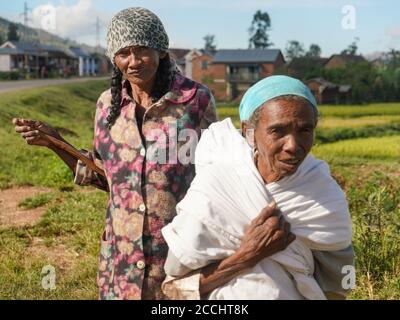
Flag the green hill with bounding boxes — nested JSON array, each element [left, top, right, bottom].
[[0, 16, 104, 54], [0, 79, 108, 189]]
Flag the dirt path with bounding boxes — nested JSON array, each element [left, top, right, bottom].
[[0, 186, 88, 277], [0, 186, 53, 229]]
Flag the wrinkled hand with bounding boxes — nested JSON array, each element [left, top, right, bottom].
[[12, 118, 62, 148], [236, 202, 296, 268]]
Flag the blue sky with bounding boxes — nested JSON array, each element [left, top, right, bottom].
[[1, 0, 399, 58]]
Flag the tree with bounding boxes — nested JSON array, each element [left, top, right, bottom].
[[384, 49, 400, 68], [0, 33, 4, 45], [373, 49, 400, 101], [323, 60, 377, 104], [341, 37, 359, 56], [248, 10, 273, 49], [203, 34, 216, 52], [285, 40, 305, 61], [7, 23, 19, 41], [306, 44, 321, 58]]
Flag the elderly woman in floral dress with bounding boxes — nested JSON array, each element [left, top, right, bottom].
[[12, 7, 217, 300]]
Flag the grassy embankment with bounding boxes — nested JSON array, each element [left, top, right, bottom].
[[0, 80, 109, 299]]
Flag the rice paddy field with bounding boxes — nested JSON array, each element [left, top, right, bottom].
[[0, 81, 399, 299]]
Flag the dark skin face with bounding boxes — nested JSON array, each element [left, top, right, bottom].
[[242, 98, 316, 184], [114, 46, 166, 110], [114, 46, 166, 87], [114, 46, 167, 127]]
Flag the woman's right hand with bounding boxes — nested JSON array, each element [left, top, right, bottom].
[[12, 118, 62, 148], [235, 202, 296, 268], [198, 202, 296, 297]]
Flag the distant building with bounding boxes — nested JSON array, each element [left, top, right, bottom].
[[190, 49, 286, 101], [0, 40, 78, 77], [324, 54, 366, 69], [0, 40, 111, 78], [370, 58, 386, 69], [91, 52, 113, 76], [0, 46, 27, 72], [306, 77, 351, 104], [286, 57, 328, 79], [169, 48, 190, 75], [69, 47, 96, 76]]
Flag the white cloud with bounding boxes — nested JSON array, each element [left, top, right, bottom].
[[385, 26, 400, 40], [30, 0, 110, 46], [382, 26, 400, 50]]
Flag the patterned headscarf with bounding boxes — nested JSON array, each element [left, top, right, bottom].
[[106, 7, 169, 64], [239, 75, 318, 121]]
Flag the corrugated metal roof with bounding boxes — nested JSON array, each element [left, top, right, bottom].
[[307, 77, 351, 92], [339, 85, 352, 93], [327, 54, 366, 64], [169, 48, 190, 60], [41, 44, 62, 52], [1, 41, 78, 58], [69, 47, 91, 58], [41, 44, 77, 58], [4, 41, 41, 52], [307, 77, 337, 88], [213, 49, 282, 63], [0, 47, 25, 55]]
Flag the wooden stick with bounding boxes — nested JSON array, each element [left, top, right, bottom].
[[37, 128, 106, 178]]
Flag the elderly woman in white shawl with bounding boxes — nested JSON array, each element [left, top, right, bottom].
[[161, 75, 355, 300]]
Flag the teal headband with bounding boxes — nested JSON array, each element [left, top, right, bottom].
[[239, 75, 318, 121]]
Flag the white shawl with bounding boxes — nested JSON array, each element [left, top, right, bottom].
[[162, 118, 352, 300]]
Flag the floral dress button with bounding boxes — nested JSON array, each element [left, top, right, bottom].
[[136, 260, 145, 270]]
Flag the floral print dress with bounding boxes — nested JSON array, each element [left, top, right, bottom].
[[74, 73, 217, 300]]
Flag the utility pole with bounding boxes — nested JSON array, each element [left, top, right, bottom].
[[22, 2, 31, 26], [19, 1, 32, 40], [95, 16, 107, 53], [95, 16, 100, 53]]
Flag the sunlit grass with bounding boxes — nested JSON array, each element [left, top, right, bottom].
[[319, 103, 400, 118], [318, 115, 400, 129], [0, 80, 108, 299], [216, 105, 400, 144], [0, 80, 108, 189], [0, 190, 107, 299], [217, 103, 400, 121], [312, 135, 400, 160], [0, 84, 399, 300]]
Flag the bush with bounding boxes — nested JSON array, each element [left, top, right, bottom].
[[0, 71, 21, 80], [348, 173, 400, 298]]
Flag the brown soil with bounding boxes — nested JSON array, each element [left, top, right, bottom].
[[0, 186, 53, 229], [0, 187, 89, 275], [27, 237, 79, 272]]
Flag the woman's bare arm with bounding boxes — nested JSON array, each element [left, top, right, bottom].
[[13, 118, 78, 173], [47, 144, 78, 174]]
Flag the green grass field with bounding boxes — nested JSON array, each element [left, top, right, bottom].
[[0, 81, 399, 299], [0, 81, 109, 299]]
